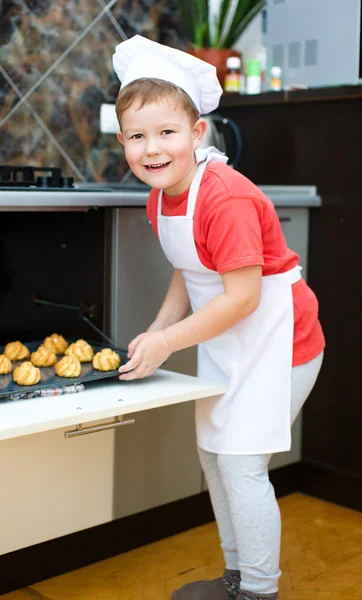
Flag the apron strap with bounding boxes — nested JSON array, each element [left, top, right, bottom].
[[186, 147, 228, 217], [186, 160, 208, 217], [157, 146, 229, 218]]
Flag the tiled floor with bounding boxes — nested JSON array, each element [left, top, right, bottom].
[[3, 493, 362, 599]]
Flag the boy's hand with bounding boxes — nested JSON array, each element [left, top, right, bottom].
[[118, 331, 171, 381]]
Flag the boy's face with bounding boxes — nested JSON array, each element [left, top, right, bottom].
[[117, 98, 206, 196]]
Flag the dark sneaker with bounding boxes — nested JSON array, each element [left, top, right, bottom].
[[171, 569, 241, 600], [237, 590, 279, 600]]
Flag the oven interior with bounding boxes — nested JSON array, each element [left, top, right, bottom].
[[0, 210, 108, 346]]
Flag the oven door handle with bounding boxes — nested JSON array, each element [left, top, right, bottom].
[[64, 414, 135, 438]]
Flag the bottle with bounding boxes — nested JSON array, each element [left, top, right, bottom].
[[255, 46, 267, 91], [224, 56, 241, 93], [270, 66, 282, 91], [246, 60, 261, 95]]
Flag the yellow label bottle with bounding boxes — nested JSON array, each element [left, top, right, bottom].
[[224, 57, 241, 93]]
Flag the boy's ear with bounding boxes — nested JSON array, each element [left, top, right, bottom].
[[117, 131, 124, 145], [193, 118, 207, 149]]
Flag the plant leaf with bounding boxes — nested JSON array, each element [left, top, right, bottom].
[[178, 0, 265, 49], [228, 2, 266, 48], [177, 0, 195, 43], [221, 0, 266, 49], [193, 0, 210, 48], [214, 0, 231, 49]]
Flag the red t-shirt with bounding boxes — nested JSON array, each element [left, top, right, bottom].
[[147, 162, 325, 366]]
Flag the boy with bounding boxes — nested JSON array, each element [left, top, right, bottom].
[[113, 35, 325, 600]]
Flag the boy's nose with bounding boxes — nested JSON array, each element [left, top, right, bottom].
[[145, 139, 162, 156]]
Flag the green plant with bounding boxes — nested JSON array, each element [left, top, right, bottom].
[[178, 0, 266, 49]]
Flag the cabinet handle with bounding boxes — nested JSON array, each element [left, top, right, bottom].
[[279, 217, 292, 223], [64, 415, 135, 438]]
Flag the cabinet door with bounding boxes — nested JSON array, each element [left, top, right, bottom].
[[0, 426, 115, 554], [111, 208, 202, 517]]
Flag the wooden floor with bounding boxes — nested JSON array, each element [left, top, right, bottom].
[[4, 493, 362, 600]]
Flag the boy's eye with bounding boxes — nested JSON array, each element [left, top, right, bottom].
[[130, 133, 143, 140], [162, 129, 175, 135]]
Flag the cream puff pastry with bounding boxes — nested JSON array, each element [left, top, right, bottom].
[[0, 354, 12, 375], [92, 348, 121, 372], [4, 341, 30, 361], [13, 361, 41, 386], [31, 345, 57, 368], [43, 334, 68, 355], [65, 339, 94, 363], [55, 355, 81, 378]]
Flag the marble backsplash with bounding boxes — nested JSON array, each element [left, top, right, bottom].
[[0, 0, 185, 182]]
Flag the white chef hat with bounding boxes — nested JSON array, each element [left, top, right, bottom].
[[112, 35, 222, 115]]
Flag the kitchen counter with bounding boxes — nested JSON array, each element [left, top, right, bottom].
[[0, 184, 149, 210], [0, 184, 321, 209], [220, 83, 362, 108]]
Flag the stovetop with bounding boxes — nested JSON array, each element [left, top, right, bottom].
[[0, 165, 114, 192], [0, 165, 77, 190]]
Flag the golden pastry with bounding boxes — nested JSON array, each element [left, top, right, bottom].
[[31, 345, 57, 368], [55, 355, 81, 378], [93, 348, 121, 372], [43, 333, 68, 354], [4, 341, 30, 361], [0, 354, 12, 375], [13, 361, 41, 386], [65, 339, 94, 363]]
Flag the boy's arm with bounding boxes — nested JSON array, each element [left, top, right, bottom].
[[119, 265, 262, 380], [147, 269, 191, 332]]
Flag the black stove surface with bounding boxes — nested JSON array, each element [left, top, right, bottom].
[[0, 165, 75, 190]]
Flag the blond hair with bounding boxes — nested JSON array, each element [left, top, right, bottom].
[[115, 78, 200, 127]]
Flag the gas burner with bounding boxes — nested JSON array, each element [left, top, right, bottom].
[[0, 165, 75, 189]]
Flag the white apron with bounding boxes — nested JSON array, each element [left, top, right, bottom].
[[157, 146, 301, 454]]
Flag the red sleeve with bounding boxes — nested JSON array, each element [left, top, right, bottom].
[[146, 188, 159, 239], [202, 196, 265, 274]]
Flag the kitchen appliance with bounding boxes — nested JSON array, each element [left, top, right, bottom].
[[201, 114, 243, 168], [0, 165, 110, 192], [267, 0, 362, 88], [0, 165, 75, 190]]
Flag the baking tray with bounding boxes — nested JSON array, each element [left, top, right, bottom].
[[0, 340, 128, 399]]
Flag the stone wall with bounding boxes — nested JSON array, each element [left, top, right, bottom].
[[0, 0, 183, 182]]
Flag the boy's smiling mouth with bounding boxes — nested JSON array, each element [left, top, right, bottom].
[[144, 161, 171, 171]]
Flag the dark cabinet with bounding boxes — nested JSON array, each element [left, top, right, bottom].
[[219, 88, 362, 510]]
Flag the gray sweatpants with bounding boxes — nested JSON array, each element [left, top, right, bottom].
[[198, 351, 324, 595]]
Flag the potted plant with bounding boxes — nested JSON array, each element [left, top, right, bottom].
[[178, 0, 266, 86]]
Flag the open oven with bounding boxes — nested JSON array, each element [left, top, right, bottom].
[[0, 165, 112, 348]]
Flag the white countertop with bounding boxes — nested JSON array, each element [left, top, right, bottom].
[[0, 187, 149, 210], [0, 369, 226, 441], [0, 185, 321, 210]]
